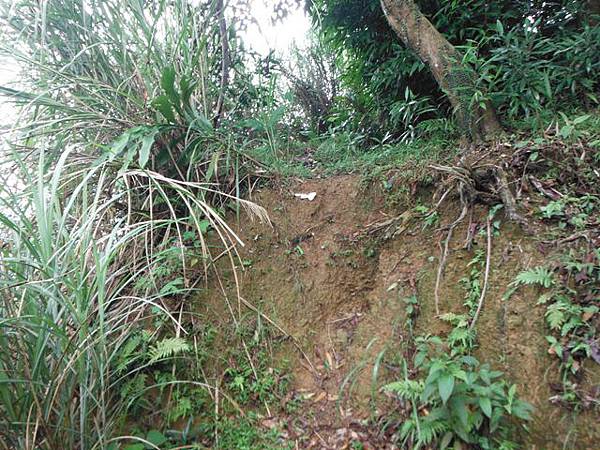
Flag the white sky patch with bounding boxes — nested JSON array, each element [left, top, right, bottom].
[[0, 58, 19, 128], [235, 0, 310, 55]]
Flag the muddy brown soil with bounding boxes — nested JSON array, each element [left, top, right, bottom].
[[199, 175, 599, 449]]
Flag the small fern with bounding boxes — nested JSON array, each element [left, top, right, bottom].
[[513, 266, 555, 288], [383, 379, 424, 400], [120, 373, 148, 402], [439, 313, 469, 327], [545, 302, 567, 330], [399, 413, 449, 448], [149, 337, 190, 363], [419, 417, 450, 446], [115, 335, 142, 374]]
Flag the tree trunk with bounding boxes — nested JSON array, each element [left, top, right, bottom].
[[380, 0, 501, 141]]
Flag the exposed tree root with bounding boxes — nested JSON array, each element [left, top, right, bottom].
[[430, 161, 528, 226], [495, 167, 527, 225], [357, 210, 414, 241], [469, 217, 492, 331], [430, 158, 524, 316], [434, 202, 468, 315], [464, 207, 475, 250]]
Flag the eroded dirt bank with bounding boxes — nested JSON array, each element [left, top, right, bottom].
[[199, 174, 599, 449]]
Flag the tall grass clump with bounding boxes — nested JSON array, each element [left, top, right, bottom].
[[1, 151, 172, 448], [0, 0, 269, 447]]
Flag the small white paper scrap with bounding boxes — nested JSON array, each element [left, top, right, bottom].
[[294, 192, 317, 201]]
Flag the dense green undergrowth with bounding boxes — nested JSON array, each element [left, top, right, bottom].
[[382, 208, 533, 450], [0, 0, 598, 448]]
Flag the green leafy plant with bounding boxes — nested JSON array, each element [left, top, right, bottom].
[[557, 113, 593, 140], [384, 337, 532, 450], [460, 249, 485, 315], [223, 316, 290, 408], [509, 248, 600, 406], [539, 194, 599, 230], [0, 1, 272, 447], [512, 266, 555, 288], [149, 337, 191, 364], [414, 204, 439, 229], [0, 150, 208, 448]]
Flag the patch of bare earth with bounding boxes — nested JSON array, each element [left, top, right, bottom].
[[199, 174, 599, 449]]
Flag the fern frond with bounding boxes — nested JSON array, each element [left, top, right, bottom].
[[439, 313, 469, 327], [149, 337, 190, 363], [383, 379, 424, 400], [120, 373, 148, 401], [115, 335, 142, 374], [545, 303, 566, 330], [418, 416, 449, 445], [513, 266, 554, 288]]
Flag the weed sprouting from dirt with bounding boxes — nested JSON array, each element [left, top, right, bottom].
[[508, 247, 600, 410]]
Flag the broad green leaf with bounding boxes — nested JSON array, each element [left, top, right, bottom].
[[560, 124, 574, 138], [146, 429, 167, 446], [206, 150, 221, 181], [438, 373, 455, 404], [152, 95, 176, 123], [421, 378, 437, 402], [414, 351, 426, 368], [512, 400, 534, 420], [449, 395, 469, 429], [496, 20, 504, 35], [108, 132, 130, 160], [161, 66, 181, 112], [479, 396, 492, 418], [180, 75, 197, 109], [573, 114, 590, 125], [460, 355, 478, 366], [440, 431, 454, 450], [192, 111, 214, 133], [122, 445, 144, 450], [138, 130, 159, 169], [452, 368, 468, 382], [199, 219, 210, 234], [490, 406, 503, 432]]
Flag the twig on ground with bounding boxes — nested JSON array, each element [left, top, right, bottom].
[[543, 231, 591, 245]]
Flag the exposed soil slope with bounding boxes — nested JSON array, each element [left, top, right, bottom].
[[200, 174, 599, 449]]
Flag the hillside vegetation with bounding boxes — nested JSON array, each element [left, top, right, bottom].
[[0, 1, 599, 449]]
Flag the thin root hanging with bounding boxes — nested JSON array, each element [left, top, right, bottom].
[[430, 159, 525, 316]]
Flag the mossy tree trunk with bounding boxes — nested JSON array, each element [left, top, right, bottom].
[[380, 0, 501, 141]]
